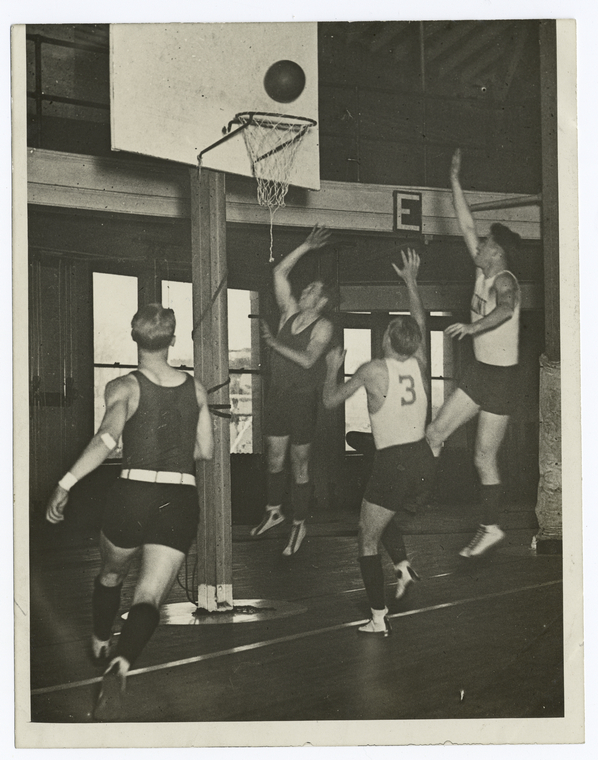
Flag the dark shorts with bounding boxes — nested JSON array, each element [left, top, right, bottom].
[[102, 478, 199, 554], [458, 360, 519, 416], [264, 385, 319, 445], [364, 438, 436, 514]]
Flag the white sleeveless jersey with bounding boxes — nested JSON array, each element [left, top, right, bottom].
[[370, 357, 427, 449], [471, 269, 520, 366]]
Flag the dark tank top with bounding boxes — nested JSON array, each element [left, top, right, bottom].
[[269, 313, 328, 392], [122, 371, 199, 474]]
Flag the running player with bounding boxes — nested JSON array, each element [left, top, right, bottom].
[[46, 304, 214, 721], [323, 249, 435, 635], [425, 148, 522, 558], [251, 224, 335, 557]]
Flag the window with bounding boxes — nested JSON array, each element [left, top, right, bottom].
[[93, 272, 138, 457], [161, 282, 261, 454], [161, 280, 194, 368], [343, 328, 372, 448], [429, 316, 456, 422], [228, 289, 261, 454], [430, 330, 446, 420]]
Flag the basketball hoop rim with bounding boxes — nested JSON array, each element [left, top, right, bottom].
[[232, 111, 317, 132]]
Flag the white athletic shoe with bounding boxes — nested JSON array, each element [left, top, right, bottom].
[[358, 612, 392, 636], [282, 521, 306, 556], [250, 508, 285, 537], [394, 560, 420, 600], [93, 657, 128, 722], [91, 634, 113, 664], [459, 524, 505, 558]]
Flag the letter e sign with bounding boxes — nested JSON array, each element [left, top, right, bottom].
[[393, 191, 422, 233]]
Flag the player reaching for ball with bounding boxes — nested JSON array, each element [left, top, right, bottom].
[[323, 249, 435, 635], [425, 148, 522, 559], [251, 225, 335, 556]]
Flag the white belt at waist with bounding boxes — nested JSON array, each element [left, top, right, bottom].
[[120, 468, 196, 487]]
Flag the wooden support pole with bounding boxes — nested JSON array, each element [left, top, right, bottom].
[[190, 167, 233, 610]]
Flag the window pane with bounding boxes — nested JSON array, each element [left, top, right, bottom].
[[162, 283, 260, 453], [430, 330, 444, 377], [230, 373, 260, 454], [93, 273, 138, 454], [93, 272, 138, 365], [431, 379, 445, 421], [162, 280, 193, 367], [344, 328, 371, 374], [344, 328, 372, 447], [228, 289, 255, 365], [228, 290, 259, 453]]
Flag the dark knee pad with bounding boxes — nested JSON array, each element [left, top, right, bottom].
[[114, 603, 160, 668], [92, 576, 123, 641]]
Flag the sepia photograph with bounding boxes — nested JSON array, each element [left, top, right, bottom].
[[11, 2, 587, 750]]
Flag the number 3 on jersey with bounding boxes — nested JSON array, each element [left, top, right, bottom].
[[398, 375, 416, 406]]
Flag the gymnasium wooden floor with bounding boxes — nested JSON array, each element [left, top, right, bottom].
[[29, 501, 563, 723]]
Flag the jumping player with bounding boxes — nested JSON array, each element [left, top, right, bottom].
[[425, 148, 521, 558], [323, 249, 435, 635], [46, 304, 214, 720], [251, 224, 334, 556]]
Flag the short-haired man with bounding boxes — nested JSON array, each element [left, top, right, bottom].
[[425, 149, 522, 558], [251, 225, 334, 556], [46, 304, 214, 720], [323, 250, 435, 635]]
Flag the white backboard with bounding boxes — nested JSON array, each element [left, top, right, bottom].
[[110, 23, 320, 190]]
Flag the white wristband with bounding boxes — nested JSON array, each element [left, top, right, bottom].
[[58, 472, 78, 492], [100, 432, 117, 451]]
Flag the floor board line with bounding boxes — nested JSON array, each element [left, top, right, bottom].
[[31, 579, 561, 697]]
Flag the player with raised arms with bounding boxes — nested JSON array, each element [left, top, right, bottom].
[[323, 249, 435, 635], [425, 149, 522, 558], [251, 225, 335, 556], [46, 304, 214, 721]]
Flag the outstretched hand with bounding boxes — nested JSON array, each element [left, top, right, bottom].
[[326, 346, 346, 374], [392, 248, 420, 284], [46, 486, 69, 524], [305, 224, 331, 251], [445, 322, 472, 340], [450, 148, 462, 180]]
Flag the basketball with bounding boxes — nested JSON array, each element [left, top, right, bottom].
[[264, 60, 306, 104]]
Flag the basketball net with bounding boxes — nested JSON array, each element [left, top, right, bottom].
[[235, 112, 316, 262]]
